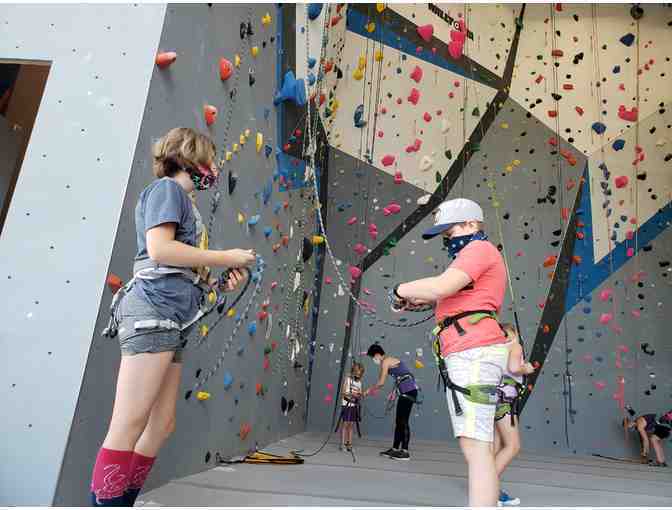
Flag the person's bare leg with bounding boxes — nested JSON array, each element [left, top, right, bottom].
[[636, 420, 650, 460], [460, 436, 498, 507], [103, 352, 176, 450], [495, 416, 521, 477], [494, 424, 502, 455], [133, 362, 183, 456], [651, 436, 665, 464]]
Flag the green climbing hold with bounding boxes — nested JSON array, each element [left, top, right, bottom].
[[435, 171, 442, 183], [515, 17, 524, 29], [471, 142, 481, 153], [472, 107, 480, 117]]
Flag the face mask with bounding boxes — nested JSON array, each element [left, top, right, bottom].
[[445, 231, 488, 258], [190, 164, 218, 191], [372, 357, 381, 366]]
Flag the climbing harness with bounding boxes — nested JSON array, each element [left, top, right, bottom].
[[495, 375, 526, 427], [334, 395, 363, 439], [430, 310, 505, 415], [218, 450, 304, 465]]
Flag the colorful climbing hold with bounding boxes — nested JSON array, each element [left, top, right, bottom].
[[219, 58, 233, 81], [155, 51, 177, 69], [204, 104, 218, 126]]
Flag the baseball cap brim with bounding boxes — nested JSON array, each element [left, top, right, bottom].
[[422, 223, 455, 240]]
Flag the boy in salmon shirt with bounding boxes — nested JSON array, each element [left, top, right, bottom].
[[392, 198, 508, 507]]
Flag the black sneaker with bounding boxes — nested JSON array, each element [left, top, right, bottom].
[[380, 448, 396, 457], [389, 449, 410, 460]]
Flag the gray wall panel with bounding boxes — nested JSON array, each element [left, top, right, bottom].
[[0, 4, 165, 505]]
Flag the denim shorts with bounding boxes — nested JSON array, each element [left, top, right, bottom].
[[115, 287, 188, 363]]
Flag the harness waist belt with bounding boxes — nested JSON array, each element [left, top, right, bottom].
[[133, 258, 201, 284]]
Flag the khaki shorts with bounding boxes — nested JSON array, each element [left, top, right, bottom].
[[444, 344, 509, 442]]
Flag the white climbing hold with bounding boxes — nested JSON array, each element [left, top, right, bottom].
[[417, 194, 432, 205], [441, 118, 451, 134], [419, 155, 434, 172]]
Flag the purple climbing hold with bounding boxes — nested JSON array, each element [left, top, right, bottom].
[[612, 139, 625, 151], [619, 33, 635, 47], [592, 122, 606, 135]]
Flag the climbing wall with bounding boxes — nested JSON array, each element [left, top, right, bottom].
[[0, 4, 318, 506], [52, 4, 319, 505], [305, 3, 672, 459]]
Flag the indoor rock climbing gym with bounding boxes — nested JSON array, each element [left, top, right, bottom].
[[2, 2, 672, 508]]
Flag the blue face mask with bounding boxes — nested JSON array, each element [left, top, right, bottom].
[[443, 231, 488, 258]]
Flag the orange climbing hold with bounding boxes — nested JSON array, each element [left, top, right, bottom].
[[219, 58, 234, 81], [542, 255, 557, 268], [106, 273, 123, 293], [551, 49, 564, 57], [155, 51, 177, 69], [204, 104, 218, 126], [240, 423, 252, 440], [542, 324, 550, 334]]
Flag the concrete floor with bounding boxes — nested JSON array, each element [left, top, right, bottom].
[[139, 432, 672, 507]]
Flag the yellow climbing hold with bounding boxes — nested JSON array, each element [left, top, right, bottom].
[[425, 256, 434, 263], [331, 99, 340, 112], [505, 165, 513, 172], [492, 200, 500, 208], [500, 122, 509, 129], [366, 22, 375, 33], [256, 132, 263, 153], [233, 143, 239, 152], [208, 291, 216, 304], [312, 234, 325, 245], [244, 128, 251, 138], [196, 391, 211, 401], [227, 308, 236, 317], [251, 46, 259, 57], [376, 3, 385, 13], [261, 13, 272, 26], [374, 49, 383, 62], [225, 151, 233, 161], [358, 55, 366, 70], [237, 212, 245, 224], [353, 67, 364, 80], [512, 159, 521, 166], [239, 134, 246, 145], [234, 54, 241, 67], [415, 359, 424, 369], [200, 324, 209, 337]]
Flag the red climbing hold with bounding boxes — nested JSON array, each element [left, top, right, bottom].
[[394, 171, 403, 184], [561, 207, 569, 221], [548, 110, 558, 118], [551, 49, 564, 57], [219, 58, 234, 81], [406, 138, 422, 153], [204, 104, 218, 126], [618, 105, 638, 122], [347, 216, 358, 225], [324, 60, 333, 73], [106, 273, 123, 293], [562, 83, 574, 90], [381, 154, 395, 166], [555, 3, 562, 11], [407, 88, 420, 105], [542, 255, 557, 268], [410, 65, 423, 83], [614, 176, 629, 188], [417, 24, 434, 42], [155, 51, 177, 69], [330, 14, 342, 27], [575, 106, 584, 116], [423, 112, 432, 122], [535, 75, 544, 84]]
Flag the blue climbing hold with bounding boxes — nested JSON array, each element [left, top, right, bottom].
[[354, 104, 366, 128], [307, 3, 323, 20], [595, 331, 602, 338], [263, 108, 271, 120], [612, 65, 621, 74], [273, 202, 282, 214], [307, 72, 316, 86], [248, 215, 260, 227], [248, 322, 257, 336], [619, 33, 635, 47], [308, 57, 317, 69], [583, 307, 591, 314], [274, 71, 307, 107], [262, 177, 273, 205], [252, 271, 262, 283], [223, 372, 234, 390], [263, 226, 273, 237], [591, 122, 606, 135], [237, 345, 245, 356], [612, 139, 625, 151]]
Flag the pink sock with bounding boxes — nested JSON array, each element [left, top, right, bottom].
[[90, 448, 133, 502], [128, 452, 156, 491]]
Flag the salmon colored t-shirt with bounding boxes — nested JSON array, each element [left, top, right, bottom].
[[436, 240, 507, 356]]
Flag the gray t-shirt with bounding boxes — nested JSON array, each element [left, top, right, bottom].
[[134, 178, 202, 323]]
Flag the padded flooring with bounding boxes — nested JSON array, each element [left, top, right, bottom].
[[139, 432, 672, 507]]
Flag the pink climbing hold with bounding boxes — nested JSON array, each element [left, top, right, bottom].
[[394, 171, 403, 184], [618, 105, 638, 122], [416, 24, 434, 42], [614, 176, 628, 188], [326, 383, 334, 391], [594, 381, 607, 391], [368, 224, 378, 240], [407, 88, 420, 105], [410, 65, 423, 83], [325, 276, 332, 284], [423, 112, 432, 122], [349, 266, 362, 279], [598, 289, 612, 302], [626, 230, 634, 240], [378, 131, 384, 138], [448, 19, 467, 60], [599, 313, 613, 325], [324, 395, 333, 403], [405, 138, 422, 153], [631, 309, 641, 318], [626, 247, 634, 257], [385, 203, 401, 215], [381, 154, 395, 166], [353, 243, 367, 256], [347, 216, 358, 226]]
